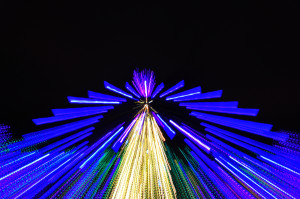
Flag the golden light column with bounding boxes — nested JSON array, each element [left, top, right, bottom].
[[110, 104, 177, 199]]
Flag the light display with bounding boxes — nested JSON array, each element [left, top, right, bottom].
[[0, 69, 299, 198], [0, 124, 11, 145]]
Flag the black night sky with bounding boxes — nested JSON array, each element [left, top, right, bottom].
[[0, 2, 299, 139]]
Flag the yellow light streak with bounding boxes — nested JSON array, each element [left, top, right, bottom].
[[110, 106, 177, 198]]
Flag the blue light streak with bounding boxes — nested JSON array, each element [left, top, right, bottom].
[[125, 82, 141, 98], [156, 114, 176, 135], [14, 156, 73, 199], [0, 154, 50, 182], [215, 158, 267, 199], [180, 101, 239, 108], [174, 90, 223, 102], [52, 106, 114, 116], [68, 96, 121, 104], [1, 68, 299, 198], [79, 126, 124, 169], [160, 80, 184, 98], [186, 106, 259, 116], [33, 111, 104, 125], [151, 82, 164, 98], [88, 91, 127, 102], [154, 114, 176, 139], [39, 127, 94, 153], [24, 116, 100, 140], [104, 81, 133, 98], [191, 111, 272, 130], [201, 122, 287, 156], [260, 156, 300, 176], [229, 156, 296, 199], [170, 120, 210, 152], [225, 160, 277, 198], [166, 86, 201, 100]]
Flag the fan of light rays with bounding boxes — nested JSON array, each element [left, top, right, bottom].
[[0, 69, 299, 199]]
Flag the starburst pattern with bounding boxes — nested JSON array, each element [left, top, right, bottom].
[[0, 69, 299, 198]]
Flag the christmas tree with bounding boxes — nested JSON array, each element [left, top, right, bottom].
[[0, 69, 299, 198]]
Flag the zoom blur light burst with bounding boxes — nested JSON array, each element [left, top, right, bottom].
[[0, 69, 299, 198]]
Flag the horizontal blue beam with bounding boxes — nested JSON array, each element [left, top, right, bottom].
[[39, 127, 94, 153], [205, 128, 272, 156], [201, 123, 297, 163], [33, 111, 104, 125], [52, 106, 114, 116], [32, 120, 97, 144], [88, 91, 126, 102], [151, 83, 164, 98], [125, 82, 141, 98], [166, 86, 201, 101], [208, 134, 251, 160], [186, 106, 259, 116], [201, 122, 283, 155], [6, 118, 99, 153], [190, 112, 289, 141], [180, 101, 239, 108], [68, 96, 121, 104], [190, 111, 272, 131], [104, 81, 133, 99], [160, 80, 184, 98], [24, 116, 102, 139], [174, 90, 223, 102]]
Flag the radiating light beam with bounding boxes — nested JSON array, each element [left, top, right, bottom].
[[170, 120, 210, 152], [166, 86, 201, 100], [104, 81, 133, 98], [160, 80, 184, 98], [68, 96, 121, 104]]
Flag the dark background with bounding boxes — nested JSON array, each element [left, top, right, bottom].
[[0, 1, 299, 138]]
